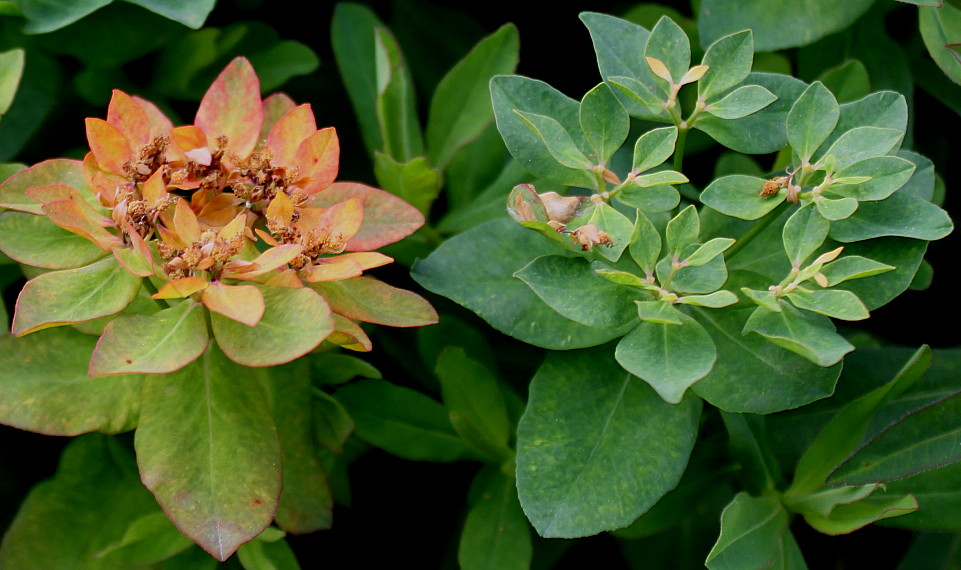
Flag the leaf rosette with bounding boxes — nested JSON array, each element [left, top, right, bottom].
[[0, 57, 437, 374]]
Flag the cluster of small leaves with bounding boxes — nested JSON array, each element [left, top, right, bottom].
[[413, 11, 956, 565]]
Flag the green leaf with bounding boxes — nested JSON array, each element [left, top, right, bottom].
[[829, 191, 953, 242], [701, 174, 784, 220], [705, 493, 790, 570], [0, 436, 159, 569], [436, 347, 512, 462], [608, 76, 666, 118], [212, 286, 333, 367], [698, 0, 875, 51], [580, 12, 662, 121], [95, 512, 192, 566], [412, 219, 634, 349], [311, 275, 437, 327], [705, 84, 776, 120], [666, 204, 700, 255], [616, 312, 717, 403], [883, 462, 961, 531], [783, 203, 829, 266], [0, 210, 108, 269], [743, 301, 853, 367], [629, 211, 662, 273], [236, 533, 299, 570], [426, 23, 519, 169], [786, 288, 869, 321], [803, 493, 918, 535], [617, 182, 680, 212], [814, 196, 858, 222], [920, 4, 961, 85], [580, 82, 629, 165], [833, 237, 927, 310], [374, 27, 423, 161], [312, 389, 355, 454], [373, 153, 441, 215], [818, 59, 871, 103], [678, 290, 738, 308], [831, 156, 915, 201], [829, 391, 961, 485], [459, 466, 531, 570], [636, 300, 683, 324], [0, 48, 25, 115], [787, 81, 839, 162], [11, 255, 141, 336], [631, 126, 677, 174], [699, 30, 754, 102], [331, 3, 385, 155], [516, 347, 700, 537], [658, 247, 730, 294], [692, 307, 841, 414], [585, 201, 634, 262], [135, 346, 282, 561], [491, 75, 595, 188], [696, 72, 807, 153], [270, 362, 333, 535], [515, 255, 641, 328], [335, 379, 475, 462], [684, 237, 735, 267], [514, 110, 592, 169], [89, 299, 207, 376], [818, 126, 904, 171], [633, 169, 689, 187], [820, 255, 895, 286], [125, 0, 214, 29], [786, 345, 931, 499], [645, 16, 691, 85], [0, 159, 95, 215], [14, 0, 111, 34], [0, 327, 141, 435], [829, 92, 908, 150]]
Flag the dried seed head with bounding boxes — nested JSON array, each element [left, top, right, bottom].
[[539, 192, 583, 224], [570, 223, 611, 251], [759, 176, 789, 197]]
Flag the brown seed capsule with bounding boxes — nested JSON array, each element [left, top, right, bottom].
[[539, 192, 583, 224], [569, 223, 611, 251], [759, 176, 789, 197]]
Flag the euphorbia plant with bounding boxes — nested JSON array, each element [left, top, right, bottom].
[[413, 12, 957, 566], [0, 57, 436, 560]]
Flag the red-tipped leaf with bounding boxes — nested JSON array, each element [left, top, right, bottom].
[[308, 183, 424, 250], [195, 57, 263, 158], [267, 104, 317, 168], [85, 118, 133, 175], [107, 89, 151, 149], [202, 281, 265, 327], [296, 127, 339, 192]]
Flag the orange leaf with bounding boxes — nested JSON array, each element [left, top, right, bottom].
[[202, 281, 265, 327], [339, 251, 393, 270], [41, 200, 122, 251], [141, 168, 169, 210], [195, 57, 263, 158], [303, 195, 364, 243], [260, 92, 298, 142], [83, 152, 128, 205], [255, 228, 280, 246], [85, 118, 133, 175], [107, 90, 151, 149], [264, 268, 304, 288], [265, 190, 294, 226], [197, 192, 244, 228], [153, 276, 208, 299], [303, 257, 364, 283], [221, 243, 303, 279], [328, 314, 372, 352], [218, 213, 247, 241], [267, 104, 317, 168], [157, 225, 187, 250], [170, 125, 209, 156], [173, 198, 201, 244], [308, 183, 424, 251], [296, 127, 339, 192], [133, 95, 174, 139], [26, 184, 111, 225]]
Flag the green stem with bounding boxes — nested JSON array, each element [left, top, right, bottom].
[[673, 127, 688, 172], [724, 201, 790, 262]]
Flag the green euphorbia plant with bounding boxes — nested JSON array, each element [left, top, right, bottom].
[[0, 57, 436, 560]]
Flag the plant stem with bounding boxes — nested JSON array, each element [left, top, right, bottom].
[[673, 127, 688, 172], [724, 201, 790, 262]]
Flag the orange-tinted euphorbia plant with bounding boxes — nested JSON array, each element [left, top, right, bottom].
[[0, 57, 436, 560]]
